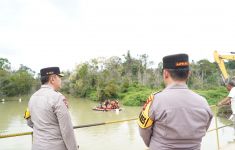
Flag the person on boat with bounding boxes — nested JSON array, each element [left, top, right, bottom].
[[138, 54, 213, 150], [98, 101, 103, 109], [115, 100, 120, 109], [25, 67, 78, 150], [218, 77, 235, 137], [110, 100, 116, 109], [104, 99, 110, 110], [110, 100, 119, 109]]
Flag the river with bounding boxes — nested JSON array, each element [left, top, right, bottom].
[[0, 96, 234, 150]]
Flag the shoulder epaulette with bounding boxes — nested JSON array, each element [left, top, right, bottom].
[[153, 90, 162, 96]]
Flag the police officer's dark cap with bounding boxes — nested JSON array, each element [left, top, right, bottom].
[[40, 67, 64, 77], [163, 54, 189, 70]]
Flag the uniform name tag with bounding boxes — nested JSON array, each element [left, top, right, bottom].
[[139, 112, 147, 124]]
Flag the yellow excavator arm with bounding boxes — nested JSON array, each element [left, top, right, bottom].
[[214, 50, 235, 82]]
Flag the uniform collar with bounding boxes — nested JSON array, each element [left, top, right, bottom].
[[165, 82, 188, 90], [41, 84, 54, 90]]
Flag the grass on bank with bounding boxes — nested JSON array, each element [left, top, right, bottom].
[[119, 86, 228, 106]]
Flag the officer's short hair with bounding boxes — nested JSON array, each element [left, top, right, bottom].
[[40, 76, 50, 84], [166, 69, 189, 80], [226, 77, 235, 87]]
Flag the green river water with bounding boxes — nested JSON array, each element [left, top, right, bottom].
[[0, 96, 234, 150]]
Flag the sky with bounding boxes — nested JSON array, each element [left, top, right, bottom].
[[1, 0, 235, 73]]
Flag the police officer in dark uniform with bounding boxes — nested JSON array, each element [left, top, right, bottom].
[[26, 67, 78, 150], [138, 54, 213, 150]]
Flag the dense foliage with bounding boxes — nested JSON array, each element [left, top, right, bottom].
[[0, 51, 232, 106], [61, 51, 229, 106], [0, 58, 39, 97]]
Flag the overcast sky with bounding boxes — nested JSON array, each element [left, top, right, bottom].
[[1, 0, 235, 73]]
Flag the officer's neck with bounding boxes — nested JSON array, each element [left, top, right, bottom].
[[165, 78, 187, 87], [46, 83, 58, 91]]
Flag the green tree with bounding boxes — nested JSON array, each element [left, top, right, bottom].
[[0, 58, 11, 71], [70, 62, 97, 97], [0, 58, 11, 97], [189, 60, 220, 89], [4, 66, 35, 96]]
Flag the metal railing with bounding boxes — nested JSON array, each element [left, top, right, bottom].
[[206, 105, 233, 149], [0, 105, 234, 150]]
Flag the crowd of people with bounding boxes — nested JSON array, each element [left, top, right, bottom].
[[99, 99, 120, 110]]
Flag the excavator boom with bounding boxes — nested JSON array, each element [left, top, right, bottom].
[[214, 50, 235, 82], [214, 51, 229, 82]]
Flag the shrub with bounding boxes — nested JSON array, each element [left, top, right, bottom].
[[195, 87, 227, 105]]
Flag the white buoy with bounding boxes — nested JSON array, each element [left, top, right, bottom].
[[115, 109, 119, 114], [1, 99, 4, 102], [19, 98, 22, 102]]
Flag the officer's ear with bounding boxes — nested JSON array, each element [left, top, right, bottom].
[[163, 69, 170, 79], [48, 75, 56, 83]]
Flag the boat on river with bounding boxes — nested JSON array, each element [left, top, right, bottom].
[[92, 106, 122, 112], [93, 99, 121, 111]]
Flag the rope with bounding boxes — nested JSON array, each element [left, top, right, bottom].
[[207, 123, 233, 132], [0, 118, 137, 139], [0, 131, 32, 138], [73, 118, 137, 129]]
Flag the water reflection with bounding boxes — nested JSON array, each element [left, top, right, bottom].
[[0, 98, 31, 134], [0, 97, 234, 150]]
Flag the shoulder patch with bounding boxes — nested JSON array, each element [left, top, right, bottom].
[[24, 108, 31, 119], [137, 91, 160, 128], [142, 91, 161, 111], [63, 98, 69, 108]]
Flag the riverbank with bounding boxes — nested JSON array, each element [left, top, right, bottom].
[[1, 86, 228, 106], [120, 86, 228, 106]]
